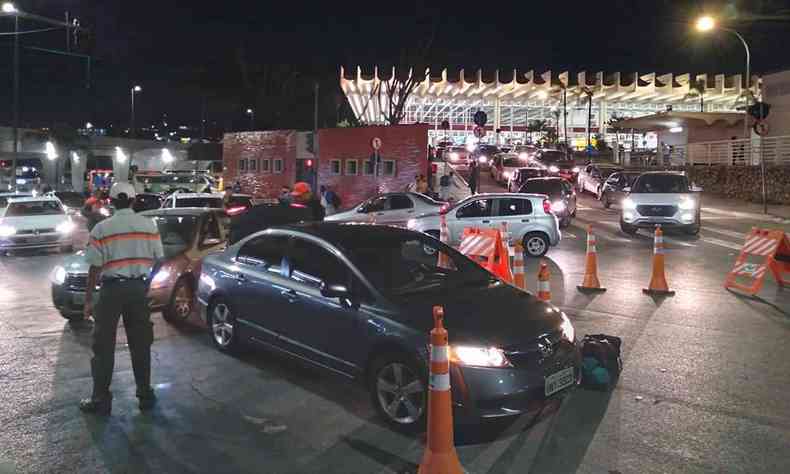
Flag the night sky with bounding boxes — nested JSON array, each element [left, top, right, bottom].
[[1, 0, 790, 135]]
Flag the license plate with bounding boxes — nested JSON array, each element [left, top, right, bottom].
[[72, 293, 85, 305], [545, 366, 574, 396]]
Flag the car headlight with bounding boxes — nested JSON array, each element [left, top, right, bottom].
[[502, 171, 513, 180], [622, 198, 636, 210], [450, 345, 511, 368], [0, 225, 16, 237], [548, 165, 560, 173], [572, 166, 580, 173], [56, 221, 75, 234], [519, 152, 528, 159], [551, 201, 567, 213], [478, 155, 487, 164], [678, 198, 697, 210], [450, 152, 459, 161], [51, 266, 67, 285], [560, 312, 575, 342], [99, 207, 111, 217]]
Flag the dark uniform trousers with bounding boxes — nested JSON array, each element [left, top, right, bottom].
[[91, 280, 153, 399]]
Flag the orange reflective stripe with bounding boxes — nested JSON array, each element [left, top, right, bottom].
[[103, 258, 154, 270], [94, 232, 159, 246]]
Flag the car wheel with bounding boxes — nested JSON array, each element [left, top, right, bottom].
[[164, 277, 194, 324], [602, 192, 611, 209], [523, 232, 549, 258], [369, 353, 427, 432], [208, 297, 241, 353], [620, 219, 638, 235]]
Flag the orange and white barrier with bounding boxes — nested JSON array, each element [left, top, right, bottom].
[[418, 306, 465, 474], [643, 225, 675, 296], [537, 261, 551, 302], [577, 224, 606, 292], [724, 227, 790, 295], [512, 243, 526, 291], [457, 228, 514, 283], [500, 222, 515, 258], [458, 232, 496, 257]]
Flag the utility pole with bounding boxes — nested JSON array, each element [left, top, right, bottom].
[[313, 81, 320, 190]]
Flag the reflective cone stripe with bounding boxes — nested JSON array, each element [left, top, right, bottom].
[[537, 262, 551, 302], [578, 224, 606, 292], [500, 222, 514, 257], [418, 306, 464, 474], [512, 243, 526, 290], [643, 225, 675, 295], [653, 233, 665, 255]]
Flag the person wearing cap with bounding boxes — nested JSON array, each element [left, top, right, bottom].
[[290, 181, 325, 221], [79, 182, 164, 415]]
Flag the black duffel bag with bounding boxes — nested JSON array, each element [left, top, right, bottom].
[[580, 334, 623, 389]]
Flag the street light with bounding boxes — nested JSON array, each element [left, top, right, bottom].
[[246, 108, 254, 131], [1, 2, 17, 13], [130, 85, 142, 138], [695, 16, 715, 32]]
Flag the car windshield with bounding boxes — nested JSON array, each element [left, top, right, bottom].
[[521, 180, 565, 197], [539, 151, 570, 162], [503, 157, 525, 167], [151, 215, 199, 257], [4, 200, 64, 217], [411, 193, 441, 206], [343, 233, 495, 298], [633, 174, 689, 193], [176, 197, 223, 208]]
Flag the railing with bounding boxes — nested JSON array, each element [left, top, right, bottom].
[[668, 135, 790, 166]]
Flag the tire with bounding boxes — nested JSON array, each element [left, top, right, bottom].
[[620, 219, 638, 235], [602, 192, 611, 209], [163, 277, 194, 324], [207, 297, 242, 353], [368, 352, 427, 432], [523, 232, 549, 258]]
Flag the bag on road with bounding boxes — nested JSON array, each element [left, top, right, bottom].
[[580, 334, 622, 389]]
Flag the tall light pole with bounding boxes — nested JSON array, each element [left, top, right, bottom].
[[2, 2, 20, 189], [129, 85, 141, 138], [695, 16, 752, 139], [246, 108, 254, 131]]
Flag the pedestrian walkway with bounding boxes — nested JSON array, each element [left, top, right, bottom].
[[701, 194, 790, 223]]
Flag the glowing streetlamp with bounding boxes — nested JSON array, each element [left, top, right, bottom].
[[695, 16, 715, 32], [130, 85, 142, 138], [246, 108, 255, 131]]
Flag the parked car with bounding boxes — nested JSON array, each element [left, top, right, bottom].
[[518, 177, 576, 228], [196, 223, 580, 429], [599, 171, 642, 209], [132, 192, 164, 213], [490, 153, 529, 185], [507, 167, 550, 192], [0, 196, 75, 255], [620, 171, 702, 235], [407, 193, 561, 257], [51, 208, 228, 322], [576, 164, 621, 196], [326, 192, 442, 227], [531, 149, 579, 182]]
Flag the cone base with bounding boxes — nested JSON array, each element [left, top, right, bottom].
[[577, 286, 607, 292], [418, 449, 465, 474], [643, 288, 676, 296]]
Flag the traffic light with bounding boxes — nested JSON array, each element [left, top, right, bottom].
[[747, 102, 771, 121]]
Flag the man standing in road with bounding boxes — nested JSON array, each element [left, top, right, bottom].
[[468, 159, 480, 195], [439, 171, 453, 201], [79, 182, 164, 415], [290, 181, 325, 221]]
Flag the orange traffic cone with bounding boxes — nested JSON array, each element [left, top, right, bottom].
[[643, 225, 675, 296], [512, 243, 526, 291], [418, 306, 465, 474], [537, 261, 551, 302], [577, 224, 606, 292]]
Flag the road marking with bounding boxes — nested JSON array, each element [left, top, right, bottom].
[[702, 225, 746, 240], [699, 236, 745, 251]]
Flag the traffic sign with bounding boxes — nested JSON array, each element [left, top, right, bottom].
[[754, 120, 769, 136], [371, 137, 382, 150], [440, 120, 450, 130], [473, 110, 488, 127], [473, 126, 486, 138]]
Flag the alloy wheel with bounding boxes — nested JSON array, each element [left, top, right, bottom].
[[526, 236, 547, 256], [211, 303, 234, 347], [376, 362, 425, 425], [173, 284, 193, 320]]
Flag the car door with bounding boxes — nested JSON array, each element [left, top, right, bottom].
[[279, 237, 371, 375], [361, 195, 389, 223], [489, 197, 534, 243], [382, 194, 416, 226], [448, 198, 494, 244], [230, 234, 293, 346]]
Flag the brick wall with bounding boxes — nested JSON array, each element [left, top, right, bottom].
[[223, 131, 297, 198], [317, 124, 429, 208]]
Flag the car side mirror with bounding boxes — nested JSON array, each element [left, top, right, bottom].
[[622, 187, 631, 193], [691, 185, 703, 192]]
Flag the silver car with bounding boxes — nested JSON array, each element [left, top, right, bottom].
[[326, 192, 443, 227], [407, 193, 561, 257]]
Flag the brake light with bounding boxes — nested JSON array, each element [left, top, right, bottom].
[[225, 205, 247, 216], [543, 199, 552, 214], [439, 203, 450, 215]]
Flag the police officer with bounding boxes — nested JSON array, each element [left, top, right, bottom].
[[79, 182, 164, 415]]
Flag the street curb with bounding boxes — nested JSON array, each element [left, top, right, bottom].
[[702, 206, 790, 224]]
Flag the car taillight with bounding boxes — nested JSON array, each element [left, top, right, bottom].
[[543, 199, 552, 214], [226, 205, 246, 216], [439, 203, 450, 215]]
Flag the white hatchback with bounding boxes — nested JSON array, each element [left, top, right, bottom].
[[620, 172, 702, 235], [0, 197, 75, 253]]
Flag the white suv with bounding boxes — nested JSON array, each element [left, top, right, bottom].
[[620, 172, 702, 235], [407, 193, 561, 257]]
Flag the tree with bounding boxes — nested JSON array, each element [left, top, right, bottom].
[[526, 119, 549, 143], [688, 79, 706, 112]]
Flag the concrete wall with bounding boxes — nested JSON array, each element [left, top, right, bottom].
[[763, 70, 790, 137]]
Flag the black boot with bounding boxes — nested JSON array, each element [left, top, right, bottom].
[[137, 387, 156, 411], [79, 394, 112, 415]]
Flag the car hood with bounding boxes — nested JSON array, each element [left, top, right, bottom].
[[628, 193, 696, 205], [0, 214, 69, 231], [392, 282, 565, 348]]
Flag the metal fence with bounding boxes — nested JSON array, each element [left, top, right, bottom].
[[667, 135, 790, 166]]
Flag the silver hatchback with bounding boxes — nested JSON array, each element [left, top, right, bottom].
[[407, 193, 561, 257]]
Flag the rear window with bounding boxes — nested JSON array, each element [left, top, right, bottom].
[[175, 197, 223, 208], [520, 179, 565, 196], [503, 157, 525, 167], [632, 174, 689, 194], [5, 200, 64, 216], [539, 151, 569, 162]]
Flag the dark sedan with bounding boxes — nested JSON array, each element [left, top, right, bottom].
[[599, 171, 642, 209], [519, 177, 577, 228], [196, 223, 580, 429]]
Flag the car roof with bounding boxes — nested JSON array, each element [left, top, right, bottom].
[[5, 196, 60, 204], [173, 193, 221, 198], [637, 170, 686, 176], [140, 208, 218, 217], [459, 192, 546, 201], [524, 176, 565, 182], [0, 192, 33, 197], [271, 222, 420, 245]]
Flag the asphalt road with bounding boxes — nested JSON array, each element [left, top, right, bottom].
[[1, 185, 789, 474]]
